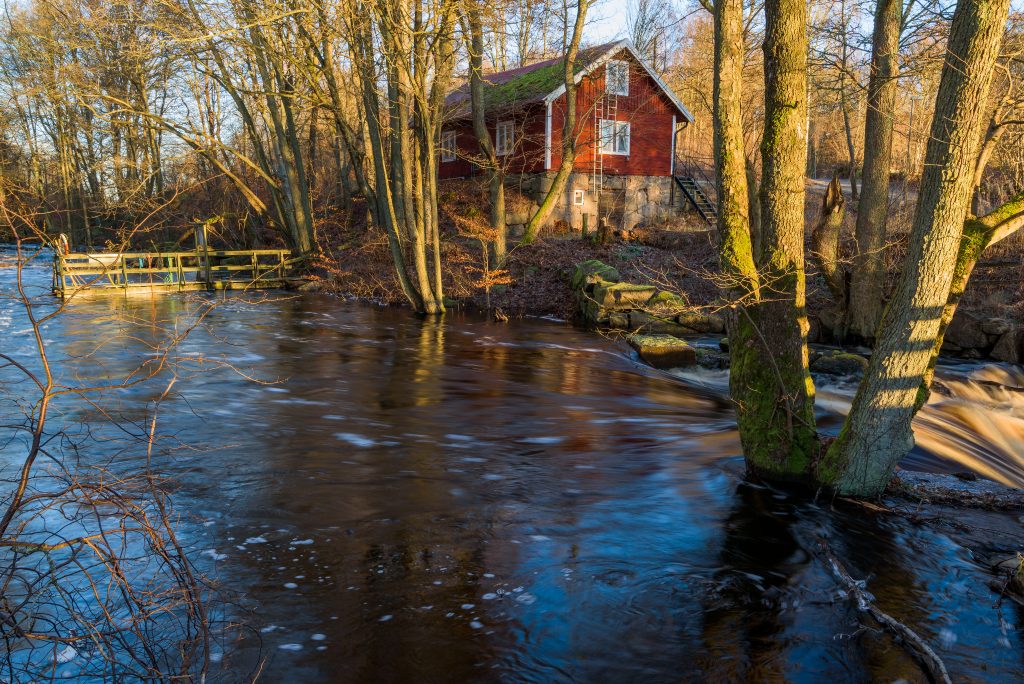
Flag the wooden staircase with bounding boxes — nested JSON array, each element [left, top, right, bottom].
[[673, 175, 717, 225]]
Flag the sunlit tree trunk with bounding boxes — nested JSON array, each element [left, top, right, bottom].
[[820, 0, 1012, 496]]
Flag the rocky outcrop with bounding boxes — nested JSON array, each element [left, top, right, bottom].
[[991, 328, 1024, 364], [627, 334, 697, 369], [571, 260, 1023, 368], [939, 311, 1024, 364]]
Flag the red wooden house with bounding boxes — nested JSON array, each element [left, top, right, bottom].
[[440, 40, 714, 230]]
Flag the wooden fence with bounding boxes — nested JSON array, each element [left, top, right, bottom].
[[53, 248, 295, 298]]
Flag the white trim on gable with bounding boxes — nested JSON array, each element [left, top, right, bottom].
[[670, 115, 676, 174], [542, 40, 694, 123], [544, 101, 552, 170]]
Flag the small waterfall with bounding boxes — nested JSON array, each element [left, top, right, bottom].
[[914, 365, 1024, 488], [677, 353, 1024, 488]]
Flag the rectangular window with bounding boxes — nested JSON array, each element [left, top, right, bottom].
[[599, 119, 630, 155], [605, 60, 629, 96], [495, 120, 514, 156], [440, 130, 457, 162]]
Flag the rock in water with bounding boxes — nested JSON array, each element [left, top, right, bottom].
[[810, 351, 869, 377], [628, 334, 697, 369]]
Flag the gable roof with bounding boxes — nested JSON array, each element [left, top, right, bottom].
[[444, 39, 694, 123]]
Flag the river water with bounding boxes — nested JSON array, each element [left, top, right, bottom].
[[2, 245, 1023, 682]]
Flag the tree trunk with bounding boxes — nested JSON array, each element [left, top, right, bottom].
[[820, 0, 1012, 497], [919, 192, 1024, 396], [740, 0, 817, 480], [465, 4, 508, 264], [810, 175, 848, 329], [847, 0, 901, 342], [520, 0, 589, 244]]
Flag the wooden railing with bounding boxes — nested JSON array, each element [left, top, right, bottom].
[[53, 248, 295, 297]]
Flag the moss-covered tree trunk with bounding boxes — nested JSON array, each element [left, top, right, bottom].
[[820, 0, 1012, 497], [715, 0, 817, 481], [847, 0, 901, 342]]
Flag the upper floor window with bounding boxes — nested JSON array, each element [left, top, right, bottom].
[[600, 119, 630, 155], [440, 130, 457, 162], [496, 120, 514, 156], [605, 60, 629, 96]]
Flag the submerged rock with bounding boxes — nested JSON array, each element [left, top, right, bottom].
[[695, 347, 729, 369], [810, 351, 869, 377], [628, 334, 697, 369]]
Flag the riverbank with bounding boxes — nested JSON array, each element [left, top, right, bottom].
[[308, 185, 1024, 364]]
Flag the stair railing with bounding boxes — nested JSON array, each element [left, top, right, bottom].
[[675, 155, 718, 209]]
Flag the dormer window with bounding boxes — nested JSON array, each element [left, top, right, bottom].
[[605, 60, 629, 96]]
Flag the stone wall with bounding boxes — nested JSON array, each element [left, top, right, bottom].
[[571, 259, 725, 335]]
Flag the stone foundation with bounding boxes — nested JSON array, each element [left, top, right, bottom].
[[507, 172, 687, 235]]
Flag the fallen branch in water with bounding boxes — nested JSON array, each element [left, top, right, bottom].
[[820, 540, 952, 684]]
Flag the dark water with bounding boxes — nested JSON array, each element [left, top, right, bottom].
[[2, 246, 1024, 682]]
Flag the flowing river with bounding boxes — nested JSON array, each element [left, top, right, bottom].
[[2, 245, 1023, 682]]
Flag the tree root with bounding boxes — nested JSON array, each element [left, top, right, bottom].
[[819, 540, 952, 684]]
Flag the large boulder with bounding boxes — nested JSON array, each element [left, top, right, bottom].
[[571, 259, 621, 291], [592, 282, 658, 310], [646, 290, 688, 316], [676, 312, 726, 334], [991, 329, 1024, 365], [944, 311, 990, 350], [981, 317, 1012, 337], [628, 310, 695, 336], [810, 350, 869, 377], [628, 334, 697, 369]]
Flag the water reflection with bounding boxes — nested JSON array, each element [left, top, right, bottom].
[[1, 251, 1021, 682]]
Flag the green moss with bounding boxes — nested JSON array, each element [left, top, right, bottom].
[[570, 259, 621, 291], [729, 309, 818, 481], [481, 57, 589, 110]]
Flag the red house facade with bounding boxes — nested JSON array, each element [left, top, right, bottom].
[[440, 41, 706, 231]]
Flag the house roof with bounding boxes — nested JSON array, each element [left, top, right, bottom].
[[444, 39, 694, 123]]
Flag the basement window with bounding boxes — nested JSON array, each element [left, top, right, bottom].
[[605, 60, 630, 96], [440, 130, 457, 162]]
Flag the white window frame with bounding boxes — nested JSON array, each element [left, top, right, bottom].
[[440, 130, 457, 162], [495, 120, 514, 156], [599, 119, 630, 156], [605, 60, 630, 96], [573, 189, 585, 206]]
